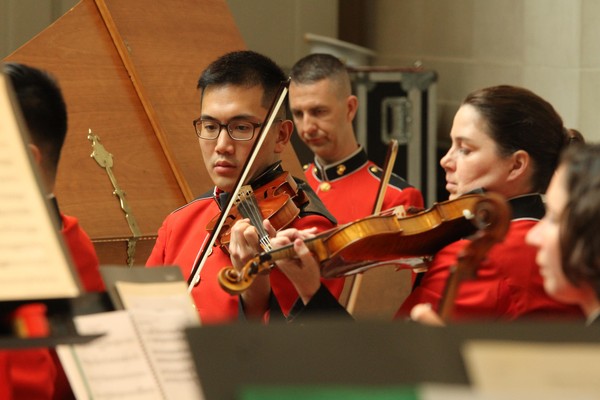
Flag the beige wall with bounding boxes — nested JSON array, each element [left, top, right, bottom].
[[0, 0, 78, 57], [225, 0, 338, 71], [365, 0, 600, 143], [3, 0, 599, 143], [1, 0, 337, 71]]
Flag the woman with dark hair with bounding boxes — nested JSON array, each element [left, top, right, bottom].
[[401, 85, 584, 322], [526, 143, 600, 325], [245, 85, 585, 322]]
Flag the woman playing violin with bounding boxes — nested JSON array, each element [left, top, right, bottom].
[[398, 85, 584, 321], [146, 51, 343, 324], [247, 85, 586, 322]]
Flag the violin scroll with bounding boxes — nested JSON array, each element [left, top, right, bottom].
[[472, 192, 511, 237], [217, 254, 275, 295], [218, 267, 252, 295]]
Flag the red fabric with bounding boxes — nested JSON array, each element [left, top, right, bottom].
[[146, 195, 344, 325], [304, 160, 424, 225], [11, 303, 50, 338], [6, 214, 103, 400], [61, 214, 105, 292], [396, 219, 584, 321], [7, 349, 56, 400], [0, 352, 12, 400]]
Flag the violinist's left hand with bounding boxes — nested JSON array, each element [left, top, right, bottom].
[[229, 218, 271, 319], [229, 218, 262, 269], [267, 222, 321, 305]]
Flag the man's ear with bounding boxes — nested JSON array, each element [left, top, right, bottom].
[[507, 149, 530, 182], [346, 95, 358, 122], [28, 143, 42, 166], [273, 119, 294, 154]]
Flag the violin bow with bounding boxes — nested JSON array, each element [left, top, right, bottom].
[[187, 78, 291, 291], [345, 139, 399, 314], [437, 192, 510, 321]]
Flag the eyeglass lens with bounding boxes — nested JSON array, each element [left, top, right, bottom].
[[194, 119, 258, 141]]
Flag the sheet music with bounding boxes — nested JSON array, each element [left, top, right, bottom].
[[463, 340, 600, 393], [58, 279, 204, 399], [0, 73, 80, 300], [115, 281, 204, 400], [57, 310, 164, 400]]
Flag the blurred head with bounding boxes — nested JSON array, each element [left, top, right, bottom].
[[195, 51, 293, 192], [289, 53, 358, 164], [559, 144, 600, 300], [3, 62, 67, 191], [526, 143, 600, 311], [440, 85, 578, 200]]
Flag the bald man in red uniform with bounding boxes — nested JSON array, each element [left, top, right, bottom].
[[289, 53, 423, 226]]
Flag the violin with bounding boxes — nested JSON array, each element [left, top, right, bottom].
[[206, 171, 308, 251], [218, 193, 504, 294]]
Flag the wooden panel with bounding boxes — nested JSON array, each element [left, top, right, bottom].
[[94, 238, 157, 267], [340, 267, 412, 320], [5, 0, 302, 265], [4, 0, 304, 265]]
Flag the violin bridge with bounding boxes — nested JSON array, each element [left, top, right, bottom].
[[392, 205, 407, 218]]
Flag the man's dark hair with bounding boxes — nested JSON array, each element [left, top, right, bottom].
[[290, 53, 346, 83], [4, 62, 67, 174], [289, 53, 351, 97], [197, 50, 287, 113]]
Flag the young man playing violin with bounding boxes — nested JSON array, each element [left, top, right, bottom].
[[146, 50, 343, 324]]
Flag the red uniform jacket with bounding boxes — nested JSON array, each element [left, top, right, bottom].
[[5, 212, 104, 400], [147, 167, 343, 325], [397, 194, 584, 321], [303, 147, 424, 225]]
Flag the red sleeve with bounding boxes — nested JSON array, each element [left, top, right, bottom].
[[146, 219, 168, 266], [384, 186, 424, 212], [7, 349, 56, 400], [0, 351, 12, 400], [61, 214, 105, 292]]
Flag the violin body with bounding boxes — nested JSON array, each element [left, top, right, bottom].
[[218, 193, 503, 294], [315, 194, 485, 277], [206, 172, 307, 250]]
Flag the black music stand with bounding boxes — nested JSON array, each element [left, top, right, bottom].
[[186, 318, 599, 400]]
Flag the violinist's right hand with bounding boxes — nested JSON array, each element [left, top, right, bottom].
[[410, 303, 445, 326]]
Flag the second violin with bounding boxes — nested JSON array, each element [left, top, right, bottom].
[[218, 193, 507, 294]]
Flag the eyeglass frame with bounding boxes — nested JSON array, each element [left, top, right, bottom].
[[193, 117, 264, 142]]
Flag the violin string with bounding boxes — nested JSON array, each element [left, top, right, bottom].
[[237, 193, 272, 251], [248, 195, 272, 251]]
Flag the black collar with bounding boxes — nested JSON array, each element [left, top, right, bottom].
[[464, 189, 545, 221], [309, 147, 367, 181], [507, 194, 545, 221]]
